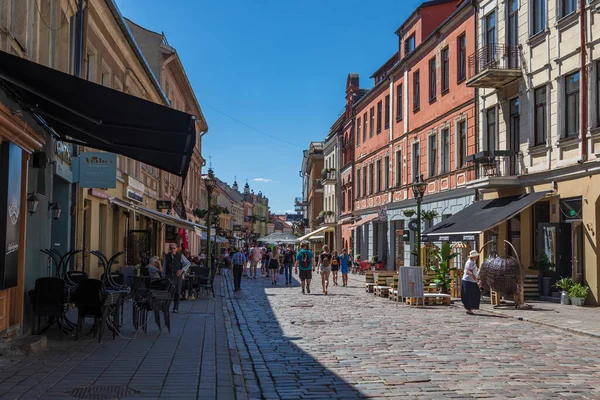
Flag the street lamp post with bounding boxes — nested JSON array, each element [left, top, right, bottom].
[[203, 168, 216, 270], [411, 174, 427, 267]]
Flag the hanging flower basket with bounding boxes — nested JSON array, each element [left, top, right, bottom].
[[403, 209, 416, 218], [421, 210, 439, 221]]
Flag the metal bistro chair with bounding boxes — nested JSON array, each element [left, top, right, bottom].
[[149, 278, 175, 332], [198, 266, 219, 298], [188, 265, 209, 299], [32, 277, 69, 339], [74, 279, 119, 342]]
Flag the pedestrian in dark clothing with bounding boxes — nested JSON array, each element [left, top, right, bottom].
[[163, 244, 191, 313], [231, 247, 245, 292], [283, 244, 296, 285]]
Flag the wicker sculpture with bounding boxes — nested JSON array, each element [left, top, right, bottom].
[[478, 241, 523, 307]]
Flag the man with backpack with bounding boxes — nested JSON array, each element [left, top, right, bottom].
[[294, 242, 313, 294], [282, 244, 296, 285]]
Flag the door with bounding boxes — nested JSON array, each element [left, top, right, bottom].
[[509, 98, 520, 175], [395, 220, 405, 270], [558, 223, 573, 280], [485, 11, 497, 67], [507, 0, 519, 68], [537, 223, 558, 279], [128, 230, 151, 267]]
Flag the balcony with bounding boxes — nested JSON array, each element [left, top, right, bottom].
[[321, 169, 337, 185], [313, 179, 324, 192], [465, 150, 521, 189], [466, 44, 521, 89]]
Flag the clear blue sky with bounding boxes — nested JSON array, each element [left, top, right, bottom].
[[116, 0, 423, 213]]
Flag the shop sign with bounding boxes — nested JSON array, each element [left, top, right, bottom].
[[378, 207, 388, 222], [75, 152, 117, 188], [54, 141, 72, 165], [127, 176, 145, 193], [88, 189, 109, 199], [126, 189, 143, 203], [157, 200, 172, 210], [54, 160, 73, 182], [0, 142, 22, 290]]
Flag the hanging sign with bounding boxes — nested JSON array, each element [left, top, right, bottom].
[[157, 200, 172, 210], [0, 142, 22, 290], [74, 152, 117, 188]]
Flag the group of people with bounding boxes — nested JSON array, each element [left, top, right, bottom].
[[227, 242, 353, 296]]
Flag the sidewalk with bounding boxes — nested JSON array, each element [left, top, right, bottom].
[[348, 274, 600, 339], [480, 300, 600, 339], [0, 275, 246, 400]]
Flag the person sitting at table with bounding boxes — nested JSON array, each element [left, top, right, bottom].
[[145, 256, 163, 281]]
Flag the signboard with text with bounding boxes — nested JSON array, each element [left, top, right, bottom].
[[0, 142, 22, 290], [76, 152, 117, 188]]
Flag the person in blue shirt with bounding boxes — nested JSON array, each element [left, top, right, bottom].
[[339, 248, 353, 287], [294, 242, 313, 294]]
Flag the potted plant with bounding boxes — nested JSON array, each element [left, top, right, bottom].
[[428, 242, 458, 294], [403, 209, 416, 218], [568, 283, 588, 306], [554, 277, 574, 305]]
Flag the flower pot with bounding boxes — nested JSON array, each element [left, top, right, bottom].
[[541, 277, 552, 297], [570, 297, 585, 306], [403, 211, 415, 218], [560, 291, 570, 305]]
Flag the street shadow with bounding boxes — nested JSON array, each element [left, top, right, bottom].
[[472, 313, 509, 318], [228, 275, 365, 399]]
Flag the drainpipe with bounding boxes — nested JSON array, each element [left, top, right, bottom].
[[473, 1, 480, 201], [580, 0, 588, 162], [70, 0, 85, 269]]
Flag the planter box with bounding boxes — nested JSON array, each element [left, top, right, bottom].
[[570, 298, 585, 306]]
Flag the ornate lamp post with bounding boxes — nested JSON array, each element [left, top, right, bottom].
[[203, 168, 216, 269], [411, 174, 427, 267]]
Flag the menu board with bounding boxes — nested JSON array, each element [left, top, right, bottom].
[[398, 266, 424, 302]]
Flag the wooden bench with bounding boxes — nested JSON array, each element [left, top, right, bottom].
[[405, 293, 452, 306], [388, 276, 400, 302], [373, 273, 396, 298], [365, 271, 375, 293]]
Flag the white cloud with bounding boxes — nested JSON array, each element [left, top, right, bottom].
[[252, 178, 272, 183]]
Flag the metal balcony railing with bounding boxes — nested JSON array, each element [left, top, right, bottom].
[[468, 44, 520, 79], [467, 151, 521, 179]]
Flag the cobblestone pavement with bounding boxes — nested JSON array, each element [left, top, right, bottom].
[[226, 272, 600, 399], [0, 276, 241, 400]]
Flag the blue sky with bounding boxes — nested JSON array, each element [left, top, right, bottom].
[[116, 0, 424, 213]]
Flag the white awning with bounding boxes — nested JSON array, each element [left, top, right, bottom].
[[109, 197, 206, 233], [296, 226, 329, 242]]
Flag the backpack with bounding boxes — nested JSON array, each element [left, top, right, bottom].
[[283, 250, 294, 264], [300, 251, 310, 269], [321, 253, 330, 268]]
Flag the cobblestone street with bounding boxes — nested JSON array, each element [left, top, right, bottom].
[[1, 272, 600, 399], [227, 273, 600, 399]]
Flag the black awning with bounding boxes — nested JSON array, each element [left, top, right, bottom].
[[422, 191, 549, 242], [0, 50, 196, 178]]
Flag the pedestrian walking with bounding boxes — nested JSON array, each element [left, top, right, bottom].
[[317, 245, 332, 295], [268, 249, 279, 284], [249, 245, 261, 279], [231, 246, 245, 292], [282, 244, 296, 285], [330, 250, 340, 286], [295, 242, 313, 294], [461, 250, 481, 315], [163, 244, 191, 313], [339, 248, 352, 287], [242, 245, 250, 277], [261, 247, 269, 278]]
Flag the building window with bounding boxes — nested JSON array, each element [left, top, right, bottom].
[[395, 150, 402, 187], [347, 190, 352, 212], [413, 70, 420, 111], [370, 108, 375, 137], [376, 101, 382, 133], [363, 113, 367, 142], [457, 34, 466, 82], [356, 169, 361, 197], [428, 134, 437, 177], [597, 63, 600, 127], [384, 95, 390, 129], [441, 47, 449, 93], [362, 166, 367, 197], [368, 163, 374, 195], [534, 86, 547, 146], [396, 84, 403, 121], [404, 34, 415, 56], [429, 57, 436, 101], [441, 128, 450, 174], [376, 159, 382, 193], [412, 142, 420, 180], [486, 107, 497, 151], [532, 0, 546, 35], [384, 155, 390, 190], [561, 0, 577, 18], [457, 120, 467, 168], [341, 190, 346, 211], [565, 71, 580, 138], [357, 117, 361, 146]]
